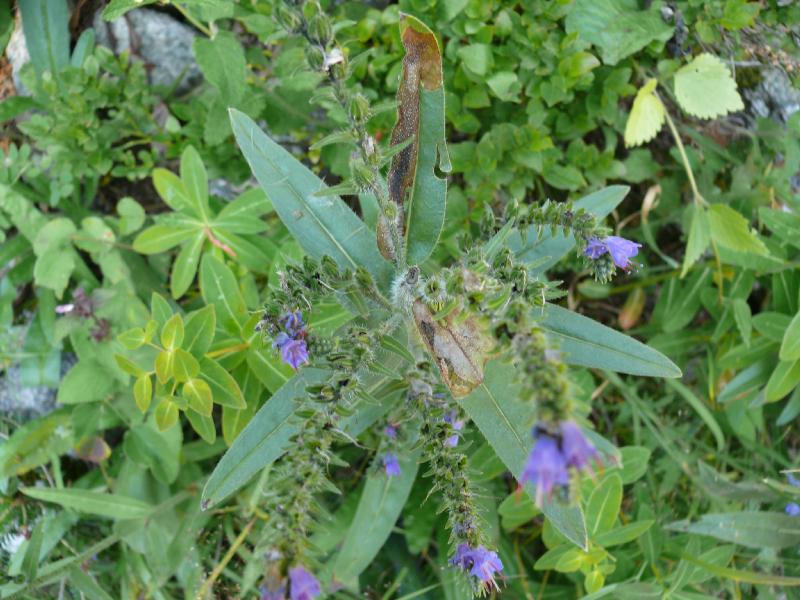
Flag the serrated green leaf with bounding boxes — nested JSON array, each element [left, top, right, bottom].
[[624, 79, 665, 148], [194, 31, 246, 105], [708, 204, 767, 256], [674, 53, 744, 119], [565, 0, 673, 65]]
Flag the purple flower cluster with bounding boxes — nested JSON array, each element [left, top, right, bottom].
[[273, 311, 309, 370], [289, 566, 320, 600], [584, 236, 641, 270], [450, 544, 504, 592], [521, 421, 598, 506]]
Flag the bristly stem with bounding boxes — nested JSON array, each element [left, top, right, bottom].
[[282, 0, 406, 269]]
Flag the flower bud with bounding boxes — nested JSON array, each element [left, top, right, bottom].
[[354, 266, 374, 291], [308, 14, 332, 45], [350, 93, 371, 123], [275, 5, 302, 33], [350, 157, 374, 189], [305, 45, 326, 71]]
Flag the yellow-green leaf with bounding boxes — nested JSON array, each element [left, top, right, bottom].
[[624, 79, 665, 148], [674, 53, 744, 119]]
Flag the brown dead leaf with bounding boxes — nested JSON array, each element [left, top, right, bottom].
[[412, 300, 493, 398], [384, 15, 443, 261]]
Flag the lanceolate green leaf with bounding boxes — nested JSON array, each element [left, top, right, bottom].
[[202, 367, 405, 509], [19, 0, 70, 76], [21, 488, 153, 520], [541, 304, 682, 378], [202, 370, 328, 509], [332, 433, 422, 584], [510, 186, 630, 272], [667, 512, 800, 550], [460, 360, 589, 549], [230, 109, 394, 291]]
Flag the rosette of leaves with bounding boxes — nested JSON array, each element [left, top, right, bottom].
[[132, 145, 274, 299]]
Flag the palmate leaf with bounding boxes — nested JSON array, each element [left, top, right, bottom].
[[230, 109, 394, 292], [674, 53, 744, 120]]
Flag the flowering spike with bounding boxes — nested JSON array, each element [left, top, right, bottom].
[[384, 424, 397, 439], [289, 566, 321, 600], [449, 543, 504, 593]]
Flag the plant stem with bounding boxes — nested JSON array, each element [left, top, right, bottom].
[[173, 3, 213, 37], [662, 107, 705, 206], [195, 518, 255, 600]]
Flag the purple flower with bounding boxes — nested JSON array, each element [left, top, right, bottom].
[[281, 311, 305, 337], [383, 453, 401, 477], [584, 237, 608, 260], [384, 425, 397, 439], [278, 339, 309, 370], [787, 503, 800, 516], [444, 411, 465, 448], [449, 544, 503, 591], [787, 473, 800, 487], [272, 311, 309, 369], [289, 566, 320, 600], [560, 421, 598, 471], [584, 236, 642, 270], [520, 434, 569, 506]]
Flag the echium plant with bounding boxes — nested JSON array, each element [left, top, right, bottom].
[[200, 2, 679, 598]]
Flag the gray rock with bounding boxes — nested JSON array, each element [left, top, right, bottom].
[[0, 354, 76, 422], [744, 68, 800, 123], [5, 20, 31, 96], [94, 8, 202, 93]]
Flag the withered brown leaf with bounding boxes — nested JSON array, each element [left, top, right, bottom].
[[412, 300, 494, 398]]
